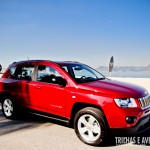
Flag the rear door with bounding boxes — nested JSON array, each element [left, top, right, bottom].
[[9, 63, 36, 107]]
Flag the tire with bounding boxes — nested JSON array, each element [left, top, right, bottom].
[[2, 97, 17, 119], [74, 107, 107, 146]]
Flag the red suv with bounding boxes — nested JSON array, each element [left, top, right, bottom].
[[0, 60, 150, 146]]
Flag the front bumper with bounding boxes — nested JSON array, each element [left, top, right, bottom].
[[111, 113, 150, 135]]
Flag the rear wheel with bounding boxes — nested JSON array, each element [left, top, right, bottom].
[[2, 97, 16, 119], [74, 107, 107, 146]]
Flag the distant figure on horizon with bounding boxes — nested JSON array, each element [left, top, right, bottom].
[[0, 64, 2, 73], [109, 56, 114, 77]]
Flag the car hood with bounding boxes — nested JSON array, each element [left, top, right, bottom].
[[78, 79, 148, 98]]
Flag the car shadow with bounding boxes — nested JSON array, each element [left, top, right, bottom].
[[0, 104, 150, 147], [0, 107, 68, 136]]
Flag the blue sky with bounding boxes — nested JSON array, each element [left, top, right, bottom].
[[0, 0, 150, 69]]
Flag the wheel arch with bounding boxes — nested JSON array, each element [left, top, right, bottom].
[[0, 91, 13, 103], [69, 102, 108, 128]]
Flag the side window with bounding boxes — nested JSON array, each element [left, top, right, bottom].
[[37, 65, 62, 84], [62, 66, 69, 73], [16, 65, 35, 81], [9, 66, 17, 78]]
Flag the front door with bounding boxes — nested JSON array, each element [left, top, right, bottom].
[[29, 65, 67, 116]]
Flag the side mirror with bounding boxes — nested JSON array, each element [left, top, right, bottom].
[[58, 77, 67, 87]]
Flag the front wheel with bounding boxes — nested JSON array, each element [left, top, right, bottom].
[[74, 107, 107, 146], [2, 97, 16, 119]]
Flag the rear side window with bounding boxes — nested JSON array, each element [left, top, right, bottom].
[[16, 65, 35, 81], [9, 66, 17, 78], [3, 65, 17, 79]]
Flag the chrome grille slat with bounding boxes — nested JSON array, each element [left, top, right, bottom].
[[139, 95, 150, 109], [139, 99, 143, 107]]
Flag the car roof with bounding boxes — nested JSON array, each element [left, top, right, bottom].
[[54, 61, 80, 65], [11, 60, 80, 65]]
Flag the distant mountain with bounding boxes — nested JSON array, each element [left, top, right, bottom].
[[96, 64, 150, 72]]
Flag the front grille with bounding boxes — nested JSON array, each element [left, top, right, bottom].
[[139, 95, 150, 109]]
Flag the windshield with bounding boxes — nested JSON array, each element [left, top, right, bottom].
[[60, 63, 106, 84]]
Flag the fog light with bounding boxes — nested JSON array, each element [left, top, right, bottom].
[[126, 116, 137, 124]]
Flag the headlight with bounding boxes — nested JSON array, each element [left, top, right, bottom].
[[114, 98, 137, 108]]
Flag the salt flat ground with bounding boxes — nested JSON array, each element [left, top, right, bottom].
[[0, 110, 150, 150], [0, 77, 150, 150]]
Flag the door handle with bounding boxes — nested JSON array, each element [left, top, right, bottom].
[[36, 86, 41, 89]]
